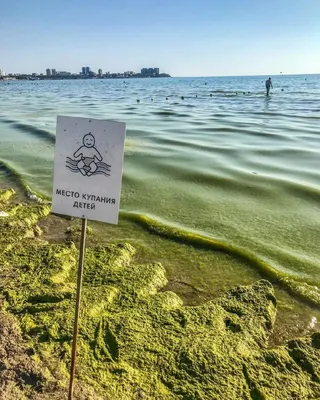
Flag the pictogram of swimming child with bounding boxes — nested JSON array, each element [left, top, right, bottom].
[[73, 133, 103, 176]]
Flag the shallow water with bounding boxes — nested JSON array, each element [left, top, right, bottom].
[[0, 75, 320, 307]]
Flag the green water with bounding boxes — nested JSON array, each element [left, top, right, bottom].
[[1, 75, 320, 339]]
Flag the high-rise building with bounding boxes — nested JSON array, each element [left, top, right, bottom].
[[0, 69, 4, 76], [141, 68, 159, 76], [46, 69, 51, 76], [52, 69, 57, 76], [85, 66, 90, 75], [57, 71, 71, 76], [82, 67, 86, 75], [98, 69, 103, 76]]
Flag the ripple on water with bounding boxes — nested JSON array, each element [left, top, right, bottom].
[[0, 118, 56, 144], [0, 75, 320, 310]]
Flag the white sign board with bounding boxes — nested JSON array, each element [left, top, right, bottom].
[[52, 116, 126, 224]]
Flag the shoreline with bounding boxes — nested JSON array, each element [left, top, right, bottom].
[[0, 74, 171, 82], [1, 181, 320, 340], [0, 187, 319, 398], [1, 162, 320, 310]]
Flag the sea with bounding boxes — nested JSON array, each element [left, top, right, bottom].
[[1, 75, 320, 335]]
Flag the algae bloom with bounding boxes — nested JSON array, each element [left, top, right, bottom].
[[0, 188, 320, 399]]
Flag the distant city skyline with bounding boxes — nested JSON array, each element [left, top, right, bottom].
[[0, 66, 168, 80], [0, 0, 319, 76], [1, 66, 163, 76]]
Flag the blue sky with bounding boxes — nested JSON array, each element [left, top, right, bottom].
[[1, 0, 319, 76]]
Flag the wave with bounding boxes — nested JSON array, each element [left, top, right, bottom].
[[121, 211, 320, 307], [13, 123, 55, 144], [244, 111, 320, 120], [0, 160, 50, 201], [0, 118, 55, 144], [0, 118, 16, 124], [151, 111, 190, 117], [0, 162, 319, 307]]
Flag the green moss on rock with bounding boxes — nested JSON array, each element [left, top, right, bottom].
[[0, 195, 320, 399]]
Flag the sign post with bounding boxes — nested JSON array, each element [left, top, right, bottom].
[[68, 218, 87, 400], [51, 116, 126, 399]]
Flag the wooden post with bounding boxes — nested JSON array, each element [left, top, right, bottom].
[[68, 218, 87, 400]]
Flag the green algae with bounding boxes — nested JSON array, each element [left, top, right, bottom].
[[122, 211, 320, 307], [2, 181, 320, 308], [0, 304, 105, 400], [0, 308, 46, 400], [279, 277, 320, 307], [0, 195, 320, 398], [0, 162, 50, 202], [0, 188, 15, 202]]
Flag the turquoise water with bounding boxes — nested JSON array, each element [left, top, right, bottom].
[[1, 75, 320, 296]]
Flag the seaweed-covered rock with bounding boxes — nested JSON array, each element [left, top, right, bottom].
[[0, 194, 320, 399]]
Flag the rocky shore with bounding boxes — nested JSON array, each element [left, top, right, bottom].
[[0, 188, 319, 399]]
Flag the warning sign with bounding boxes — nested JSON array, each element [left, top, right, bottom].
[[52, 116, 126, 224]]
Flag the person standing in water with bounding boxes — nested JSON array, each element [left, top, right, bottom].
[[265, 77, 273, 96]]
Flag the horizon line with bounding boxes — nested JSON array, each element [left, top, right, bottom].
[[173, 72, 320, 78]]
